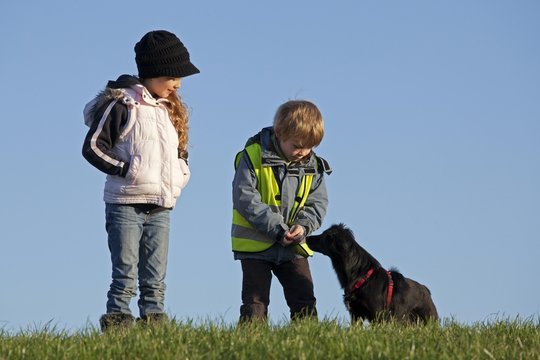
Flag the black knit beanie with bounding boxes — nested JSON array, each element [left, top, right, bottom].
[[135, 30, 200, 79]]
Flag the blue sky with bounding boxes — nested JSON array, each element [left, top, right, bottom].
[[1, 0, 538, 331]]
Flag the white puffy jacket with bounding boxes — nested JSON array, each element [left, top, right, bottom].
[[82, 75, 190, 208]]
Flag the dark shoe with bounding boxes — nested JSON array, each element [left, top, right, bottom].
[[239, 304, 268, 323], [291, 306, 318, 322], [137, 313, 168, 326], [99, 313, 135, 332]]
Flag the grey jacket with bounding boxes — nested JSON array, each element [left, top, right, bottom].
[[232, 127, 331, 262]]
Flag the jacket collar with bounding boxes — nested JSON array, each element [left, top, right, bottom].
[[106, 74, 168, 107]]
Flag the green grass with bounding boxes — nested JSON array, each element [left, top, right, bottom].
[[1, 317, 539, 359]]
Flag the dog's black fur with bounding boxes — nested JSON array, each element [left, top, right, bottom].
[[307, 224, 438, 324]]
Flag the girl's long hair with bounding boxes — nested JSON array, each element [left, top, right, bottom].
[[165, 91, 189, 159]]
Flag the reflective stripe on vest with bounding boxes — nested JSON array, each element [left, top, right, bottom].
[[232, 142, 314, 256]]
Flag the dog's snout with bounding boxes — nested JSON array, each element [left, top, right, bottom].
[[306, 235, 323, 253]]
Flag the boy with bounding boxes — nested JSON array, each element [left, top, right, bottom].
[[231, 100, 332, 322]]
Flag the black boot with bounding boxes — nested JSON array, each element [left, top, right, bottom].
[[238, 304, 268, 325], [137, 313, 168, 326], [99, 313, 135, 332], [291, 306, 318, 322]]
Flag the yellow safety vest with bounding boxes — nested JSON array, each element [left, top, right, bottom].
[[232, 142, 314, 257]]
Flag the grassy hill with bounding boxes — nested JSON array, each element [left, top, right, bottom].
[[1, 317, 538, 359]]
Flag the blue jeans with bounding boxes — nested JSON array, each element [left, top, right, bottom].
[[105, 203, 170, 317]]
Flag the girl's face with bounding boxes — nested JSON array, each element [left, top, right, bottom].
[[144, 77, 181, 98], [278, 136, 312, 163]]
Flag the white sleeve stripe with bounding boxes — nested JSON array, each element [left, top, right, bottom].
[[90, 100, 125, 168]]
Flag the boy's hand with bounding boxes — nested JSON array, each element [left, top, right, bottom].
[[280, 225, 305, 246], [280, 237, 295, 246]]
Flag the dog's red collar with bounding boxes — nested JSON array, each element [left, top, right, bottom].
[[351, 268, 375, 292], [348, 268, 394, 309]]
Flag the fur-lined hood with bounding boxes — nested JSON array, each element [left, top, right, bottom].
[[83, 75, 142, 127]]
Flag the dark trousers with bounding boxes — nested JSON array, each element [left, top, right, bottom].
[[239, 258, 317, 322]]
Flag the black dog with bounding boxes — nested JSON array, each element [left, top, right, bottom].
[[307, 224, 438, 324]]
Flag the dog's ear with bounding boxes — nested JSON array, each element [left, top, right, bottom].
[[322, 232, 345, 254], [327, 225, 357, 254], [333, 236, 348, 253]]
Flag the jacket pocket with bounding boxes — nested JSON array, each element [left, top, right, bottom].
[[124, 154, 142, 183], [178, 158, 191, 189], [171, 158, 190, 198]]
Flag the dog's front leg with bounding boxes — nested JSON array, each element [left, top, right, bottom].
[[350, 313, 365, 324]]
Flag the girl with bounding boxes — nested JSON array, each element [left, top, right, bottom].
[[82, 30, 199, 331]]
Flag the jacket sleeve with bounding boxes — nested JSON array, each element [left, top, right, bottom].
[[232, 151, 288, 241], [293, 171, 329, 236], [82, 100, 130, 176]]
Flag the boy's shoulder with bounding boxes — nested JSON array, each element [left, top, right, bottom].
[[314, 154, 332, 175], [244, 132, 261, 148], [244, 127, 272, 147]]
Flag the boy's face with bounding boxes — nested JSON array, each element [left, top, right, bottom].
[[278, 136, 312, 163], [144, 77, 181, 98]]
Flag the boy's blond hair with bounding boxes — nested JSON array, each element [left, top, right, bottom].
[[273, 100, 324, 148]]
